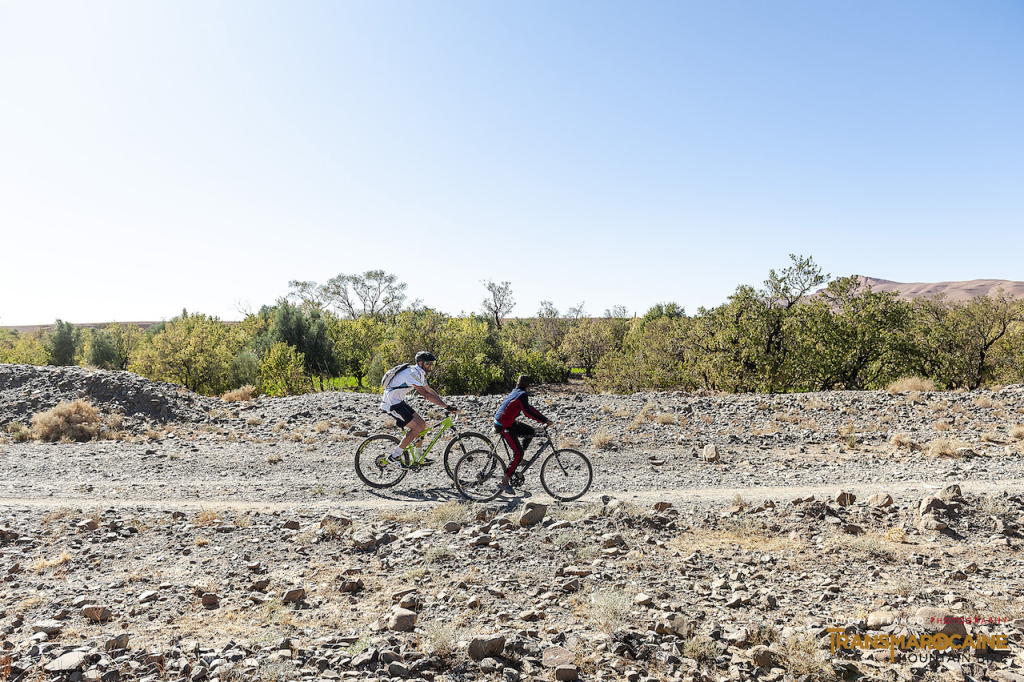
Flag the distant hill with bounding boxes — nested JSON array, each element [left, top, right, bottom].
[[0, 322, 164, 334], [853, 277, 1024, 301]]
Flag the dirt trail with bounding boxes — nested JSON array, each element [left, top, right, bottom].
[[3, 478, 1022, 513]]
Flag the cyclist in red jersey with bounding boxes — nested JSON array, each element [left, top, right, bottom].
[[493, 375, 553, 495]]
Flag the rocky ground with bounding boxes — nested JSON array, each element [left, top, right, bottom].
[[1, 364, 1024, 682]]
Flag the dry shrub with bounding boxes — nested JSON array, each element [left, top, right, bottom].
[[782, 633, 838, 682], [31, 400, 104, 442], [315, 420, 332, 433], [5, 422, 32, 442], [981, 431, 1002, 443], [890, 433, 920, 450], [591, 428, 614, 450], [267, 452, 283, 464], [934, 420, 951, 432], [247, 417, 264, 426], [192, 509, 223, 527], [1009, 424, 1024, 441], [927, 437, 971, 457], [654, 413, 678, 425], [32, 551, 72, 573], [837, 423, 857, 437], [222, 385, 257, 402], [887, 377, 935, 393], [802, 397, 829, 410], [973, 395, 994, 409]]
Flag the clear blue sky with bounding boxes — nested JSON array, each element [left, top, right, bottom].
[[1, 1, 1022, 326]]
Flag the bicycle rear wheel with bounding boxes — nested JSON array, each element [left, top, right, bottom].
[[354, 434, 408, 489], [453, 449, 507, 503], [442, 431, 492, 481], [539, 448, 593, 502]]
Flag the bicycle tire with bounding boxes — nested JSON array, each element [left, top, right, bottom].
[[539, 448, 593, 502], [453, 449, 507, 503], [354, 434, 408, 489], [442, 431, 493, 481]]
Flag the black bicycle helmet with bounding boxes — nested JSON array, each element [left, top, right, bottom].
[[415, 351, 436, 363]]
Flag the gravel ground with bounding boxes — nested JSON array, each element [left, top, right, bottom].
[[2, 366, 1024, 682]]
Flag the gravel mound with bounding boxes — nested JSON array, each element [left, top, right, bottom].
[[0, 364, 217, 427]]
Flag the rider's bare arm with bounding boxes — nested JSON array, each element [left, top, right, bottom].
[[413, 384, 458, 412]]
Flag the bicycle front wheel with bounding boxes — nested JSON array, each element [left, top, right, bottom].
[[354, 434, 408, 489], [540, 448, 593, 502], [453, 449, 507, 503], [442, 431, 493, 481]]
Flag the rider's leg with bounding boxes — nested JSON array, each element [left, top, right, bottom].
[[500, 429, 524, 486], [399, 414, 426, 450], [513, 422, 536, 454]]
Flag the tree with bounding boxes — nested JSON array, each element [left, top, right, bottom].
[[130, 310, 233, 394], [105, 323, 144, 370], [322, 270, 408, 318], [331, 315, 386, 387], [267, 302, 340, 388], [911, 292, 1024, 389], [481, 280, 515, 328], [46, 320, 81, 366], [260, 342, 307, 396], [561, 318, 614, 377], [789, 276, 915, 390], [642, 302, 685, 324], [85, 328, 120, 369], [603, 305, 629, 319], [0, 329, 48, 365]]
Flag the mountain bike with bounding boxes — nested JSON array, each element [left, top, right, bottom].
[[353, 412, 491, 489], [453, 427, 593, 502]]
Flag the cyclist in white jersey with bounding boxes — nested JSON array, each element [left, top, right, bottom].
[[380, 351, 458, 466]]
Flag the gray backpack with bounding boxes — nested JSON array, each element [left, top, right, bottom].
[[380, 363, 411, 390]]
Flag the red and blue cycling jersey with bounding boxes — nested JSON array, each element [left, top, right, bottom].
[[494, 388, 549, 428]]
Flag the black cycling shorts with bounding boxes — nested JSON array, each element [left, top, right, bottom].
[[383, 401, 416, 428]]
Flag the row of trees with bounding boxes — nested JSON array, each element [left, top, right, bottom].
[[3, 259, 1024, 396]]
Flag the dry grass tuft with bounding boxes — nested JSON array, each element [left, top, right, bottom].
[[889, 433, 920, 450], [927, 437, 971, 457], [315, 420, 332, 433], [1009, 424, 1024, 441], [222, 385, 257, 402], [576, 588, 633, 634], [591, 428, 614, 450], [981, 431, 1002, 443], [973, 395, 994, 409], [247, 416, 264, 426], [782, 633, 838, 681], [5, 422, 33, 442], [192, 509, 223, 527], [31, 400, 106, 442], [32, 551, 72, 573], [934, 420, 951, 431], [41, 508, 75, 526], [654, 412, 678, 426], [267, 452, 283, 464], [887, 377, 935, 393]]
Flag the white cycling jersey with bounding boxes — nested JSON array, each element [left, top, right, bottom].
[[380, 364, 428, 409]]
